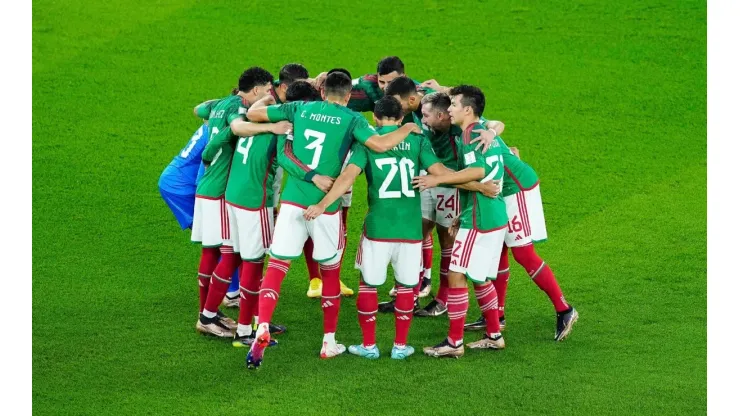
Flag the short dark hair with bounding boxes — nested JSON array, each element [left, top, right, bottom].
[[278, 63, 309, 85], [328, 68, 352, 79], [384, 76, 417, 98], [373, 96, 403, 120], [421, 92, 451, 112], [285, 80, 321, 102], [238, 67, 274, 92], [448, 85, 486, 117], [324, 72, 352, 97], [377, 56, 404, 76]]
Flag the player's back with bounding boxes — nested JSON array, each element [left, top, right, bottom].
[[456, 121, 508, 232], [356, 127, 437, 242], [495, 136, 539, 197], [159, 124, 209, 194], [225, 132, 278, 209], [196, 95, 243, 198]]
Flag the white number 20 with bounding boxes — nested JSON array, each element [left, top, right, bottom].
[[376, 157, 416, 199]]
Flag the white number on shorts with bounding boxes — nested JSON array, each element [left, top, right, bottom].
[[304, 129, 326, 169], [481, 155, 503, 183], [236, 136, 255, 164], [375, 157, 416, 199]]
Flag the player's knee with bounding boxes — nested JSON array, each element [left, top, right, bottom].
[[511, 245, 542, 270], [447, 272, 467, 288]]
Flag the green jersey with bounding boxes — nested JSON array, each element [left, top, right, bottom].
[[195, 99, 219, 120], [496, 136, 540, 197], [348, 126, 441, 241], [455, 121, 508, 232], [196, 95, 245, 198], [224, 133, 279, 209], [349, 74, 434, 113], [266, 101, 378, 212]]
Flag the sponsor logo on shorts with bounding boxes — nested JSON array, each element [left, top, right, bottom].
[[445, 213, 454, 219], [515, 235, 522, 241]]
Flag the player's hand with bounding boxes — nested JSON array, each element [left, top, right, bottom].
[[403, 122, 422, 135], [510, 146, 520, 158], [270, 121, 293, 135], [312, 175, 335, 192], [311, 72, 328, 90], [471, 129, 495, 152], [448, 216, 460, 238], [421, 79, 442, 91], [480, 179, 502, 198], [303, 204, 326, 221], [412, 174, 441, 191]]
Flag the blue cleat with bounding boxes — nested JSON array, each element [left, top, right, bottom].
[[246, 323, 271, 370], [348, 344, 380, 359], [391, 345, 415, 360]]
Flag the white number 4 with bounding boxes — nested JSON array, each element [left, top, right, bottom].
[[236, 136, 254, 164]]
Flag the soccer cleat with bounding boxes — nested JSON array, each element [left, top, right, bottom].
[[269, 323, 287, 335], [391, 345, 415, 360], [415, 299, 448, 317], [320, 340, 347, 359], [233, 332, 278, 348], [389, 286, 397, 297], [340, 280, 354, 296], [196, 314, 234, 338], [348, 344, 380, 360], [378, 299, 395, 313], [216, 310, 238, 330], [221, 293, 239, 308], [418, 278, 432, 298], [466, 333, 505, 350], [423, 339, 464, 358], [464, 315, 507, 331], [555, 306, 579, 341], [307, 277, 322, 298], [246, 323, 271, 370]]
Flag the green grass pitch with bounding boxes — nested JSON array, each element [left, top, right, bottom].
[[33, 0, 706, 414]]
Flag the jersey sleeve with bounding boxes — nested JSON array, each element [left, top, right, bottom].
[[351, 116, 378, 144], [276, 134, 315, 182], [347, 78, 375, 112], [461, 133, 486, 170], [347, 142, 368, 172], [195, 99, 218, 120], [201, 126, 231, 163], [419, 136, 442, 171], [226, 100, 245, 124], [266, 102, 299, 122]]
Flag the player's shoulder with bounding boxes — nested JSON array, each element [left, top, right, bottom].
[[462, 121, 487, 144]]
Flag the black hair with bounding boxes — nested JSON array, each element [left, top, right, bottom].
[[384, 76, 417, 98], [328, 68, 352, 79], [285, 80, 321, 102], [278, 63, 309, 85], [377, 56, 405, 76], [324, 72, 352, 97], [448, 85, 486, 117], [420, 92, 451, 112], [373, 96, 403, 120], [238, 67, 274, 92]]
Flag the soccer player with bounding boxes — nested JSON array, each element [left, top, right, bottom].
[[461, 141, 579, 341], [193, 67, 292, 338], [380, 80, 504, 311], [221, 81, 320, 348], [244, 72, 422, 368], [413, 86, 509, 358], [303, 96, 499, 360]]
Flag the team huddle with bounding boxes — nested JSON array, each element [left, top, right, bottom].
[[158, 57, 579, 369]]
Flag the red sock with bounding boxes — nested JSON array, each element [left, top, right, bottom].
[[320, 261, 341, 334], [511, 245, 569, 312], [197, 247, 220, 312], [303, 239, 321, 280], [414, 270, 423, 297], [357, 282, 377, 347], [258, 258, 291, 325], [237, 260, 263, 326], [475, 282, 501, 335], [436, 247, 452, 305], [422, 234, 433, 274], [394, 287, 415, 346], [446, 287, 469, 346], [203, 248, 242, 313], [493, 246, 510, 317]]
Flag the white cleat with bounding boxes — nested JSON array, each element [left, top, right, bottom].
[[320, 341, 347, 359]]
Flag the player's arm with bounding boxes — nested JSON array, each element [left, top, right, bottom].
[[304, 144, 366, 220], [276, 135, 335, 192], [360, 123, 422, 153], [230, 118, 292, 137], [201, 126, 232, 163], [426, 163, 500, 198], [413, 166, 485, 191], [245, 94, 283, 122], [272, 166, 283, 207], [193, 99, 218, 119]]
